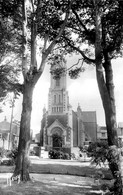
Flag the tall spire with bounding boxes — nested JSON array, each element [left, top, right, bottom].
[[48, 54, 69, 115]]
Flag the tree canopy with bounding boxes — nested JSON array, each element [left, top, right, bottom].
[[62, 0, 123, 64], [0, 0, 22, 106]]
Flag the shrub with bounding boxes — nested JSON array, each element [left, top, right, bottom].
[[5, 148, 18, 165], [49, 149, 70, 160], [87, 141, 109, 166], [49, 149, 58, 159], [62, 153, 70, 160], [7, 148, 18, 159], [0, 148, 18, 166]]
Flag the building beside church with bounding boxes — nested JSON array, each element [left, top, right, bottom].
[[40, 56, 97, 155], [97, 126, 107, 141], [0, 117, 20, 150]]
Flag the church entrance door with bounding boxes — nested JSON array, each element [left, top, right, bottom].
[[52, 133, 62, 149]]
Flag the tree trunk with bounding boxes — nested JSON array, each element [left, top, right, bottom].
[[13, 81, 34, 181], [96, 65, 123, 194], [12, 0, 70, 183], [103, 57, 118, 146], [96, 63, 118, 146], [94, 1, 122, 194]]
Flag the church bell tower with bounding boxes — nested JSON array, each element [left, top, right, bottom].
[[48, 55, 69, 115]]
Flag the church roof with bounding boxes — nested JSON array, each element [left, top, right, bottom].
[[47, 114, 68, 128], [82, 111, 97, 123]]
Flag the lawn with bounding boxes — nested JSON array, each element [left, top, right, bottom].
[[0, 180, 98, 195], [0, 160, 113, 195], [0, 174, 113, 195]]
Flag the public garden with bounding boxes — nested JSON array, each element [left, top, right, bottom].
[[1, 0, 123, 195], [0, 157, 114, 195]]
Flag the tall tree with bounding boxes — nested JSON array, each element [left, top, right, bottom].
[[93, 1, 122, 194], [56, 0, 123, 194], [9, 0, 72, 181]]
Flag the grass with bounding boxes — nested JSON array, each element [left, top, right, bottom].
[[0, 177, 113, 195], [0, 162, 113, 179], [0, 180, 93, 195], [0, 160, 113, 195]]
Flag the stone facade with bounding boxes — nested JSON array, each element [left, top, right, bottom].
[[40, 56, 97, 154]]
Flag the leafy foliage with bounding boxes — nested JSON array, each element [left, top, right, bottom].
[[106, 145, 121, 168], [49, 53, 85, 79], [88, 141, 123, 171], [50, 67, 65, 79], [0, 147, 18, 166], [0, 64, 21, 99], [49, 53, 66, 79], [0, 19, 21, 62], [62, 0, 123, 63], [0, 1, 22, 105], [87, 141, 109, 166], [36, 0, 70, 40], [7, 147, 18, 160], [69, 67, 85, 79], [49, 149, 70, 159], [1, 0, 20, 18]]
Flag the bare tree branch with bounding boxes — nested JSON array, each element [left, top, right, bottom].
[[67, 58, 84, 71], [64, 36, 95, 63], [72, 9, 89, 33]]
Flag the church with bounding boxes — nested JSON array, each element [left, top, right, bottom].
[[40, 56, 97, 155]]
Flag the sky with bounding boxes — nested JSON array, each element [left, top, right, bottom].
[[0, 55, 123, 136]]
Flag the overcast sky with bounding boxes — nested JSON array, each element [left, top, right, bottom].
[[1, 55, 123, 135]]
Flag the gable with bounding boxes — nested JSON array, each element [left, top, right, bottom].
[[47, 114, 68, 128], [47, 119, 67, 136]]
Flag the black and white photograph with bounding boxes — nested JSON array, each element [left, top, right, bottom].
[[0, 0, 123, 194]]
